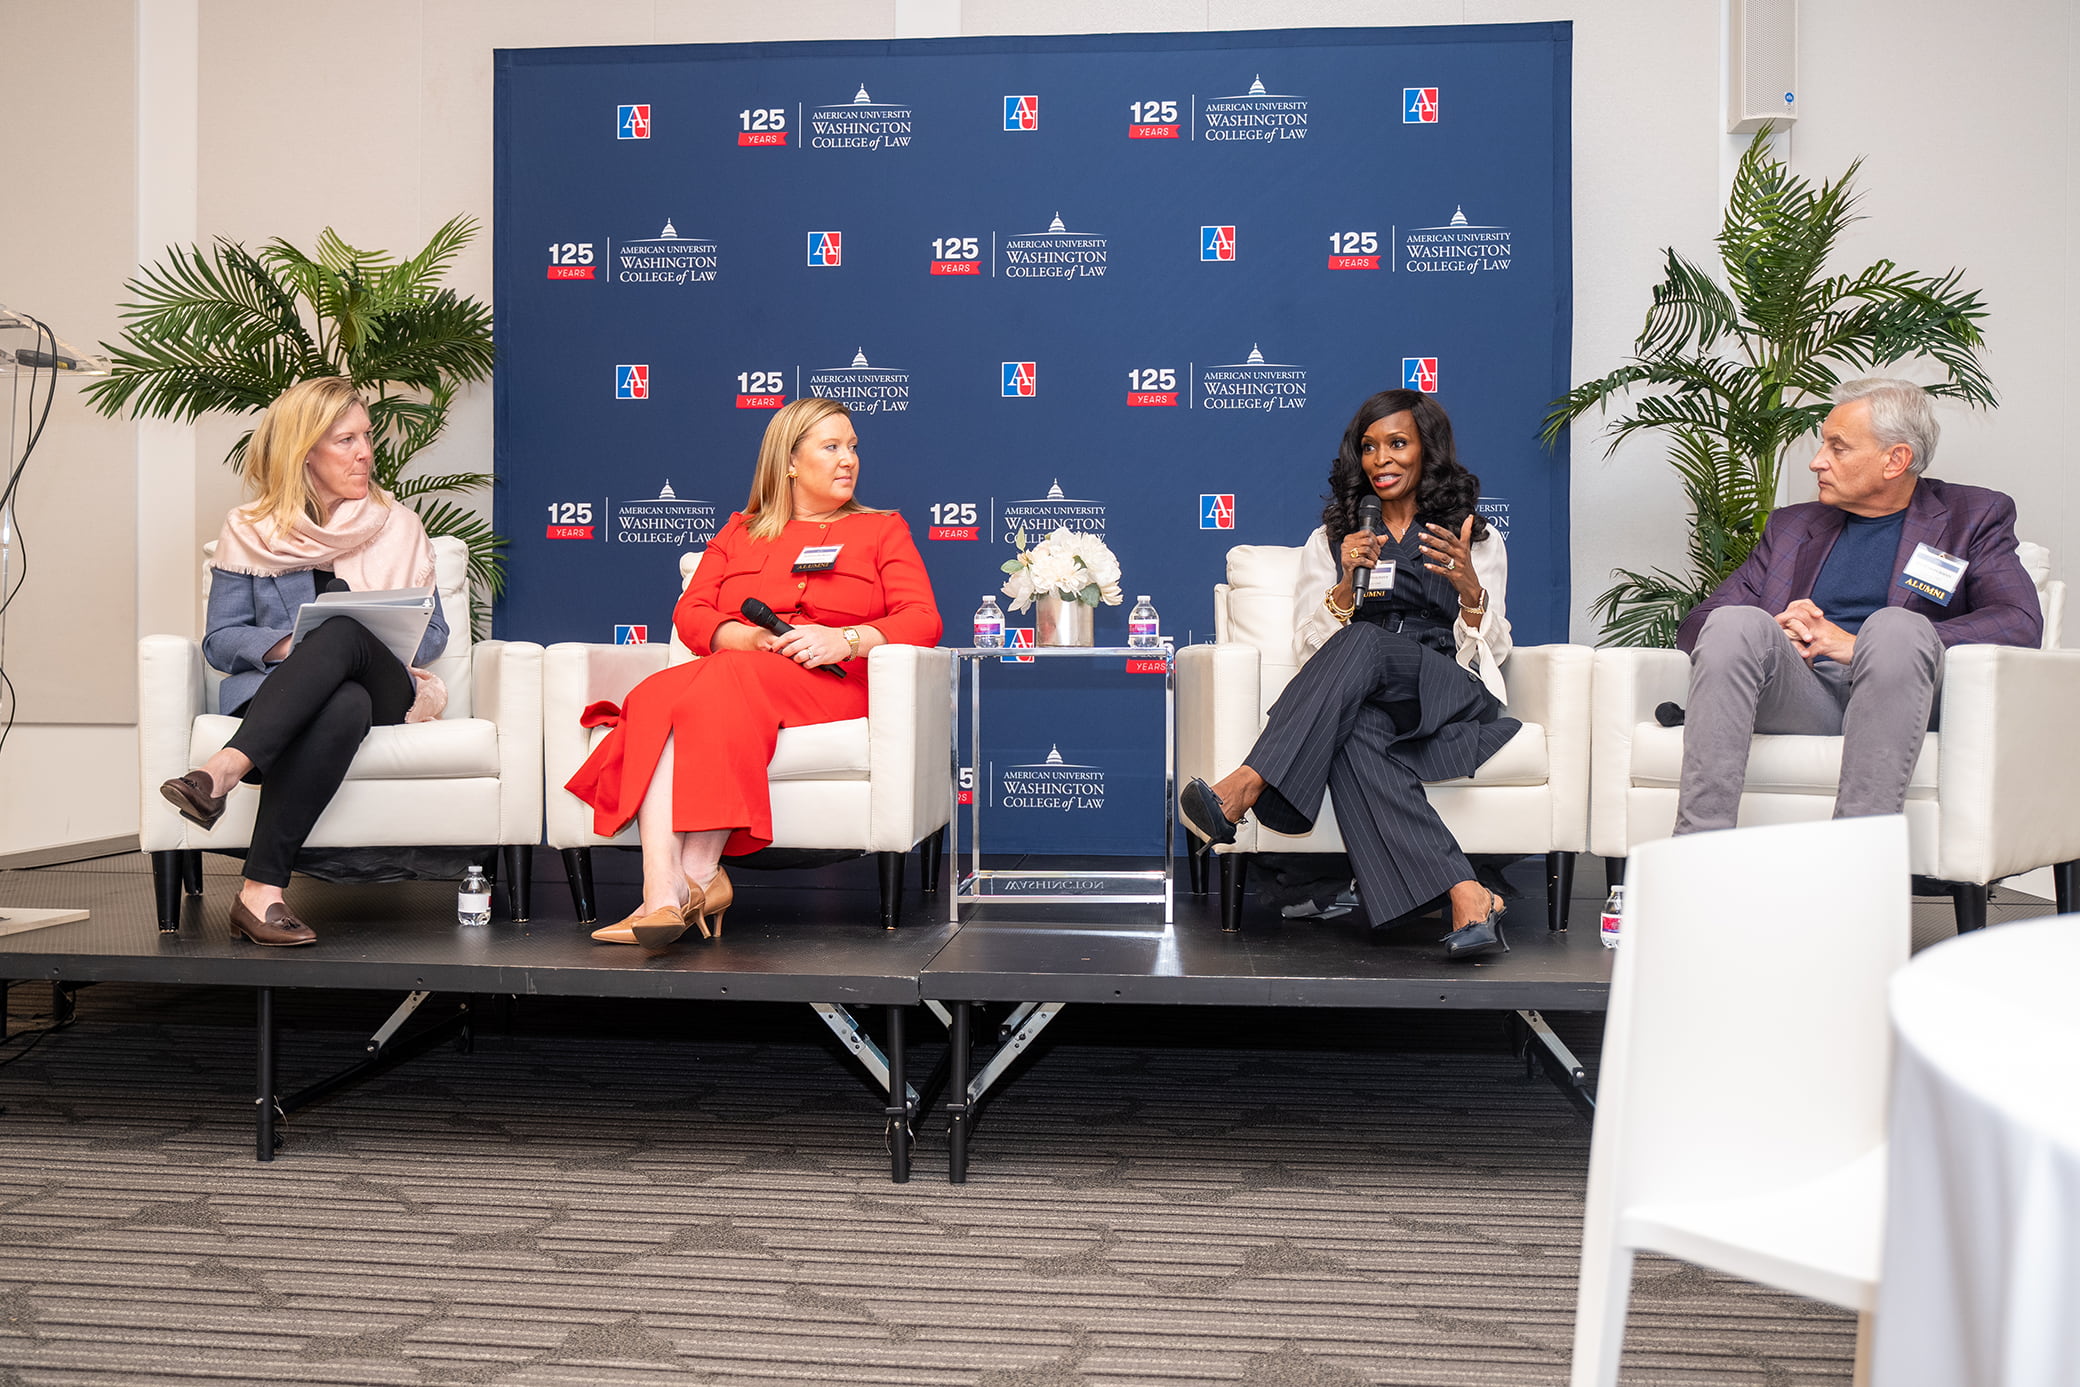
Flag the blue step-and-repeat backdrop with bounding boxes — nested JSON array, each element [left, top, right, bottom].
[[493, 24, 1571, 854]]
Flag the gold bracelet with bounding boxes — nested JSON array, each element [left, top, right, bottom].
[[1324, 585, 1355, 625], [1460, 588, 1488, 617]]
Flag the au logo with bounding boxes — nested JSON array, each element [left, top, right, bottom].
[[1004, 95, 1038, 131], [1200, 494, 1236, 530], [615, 364, 650, 400], [1001, 361, 1037, 397], [806, 231, 843, 267], [617, 103, 651, 139], [1403, 87, 1439, 123], [1201, 225, 1237, 261], [1402, 357, 1439, 393], [614, 625, 648, 645]]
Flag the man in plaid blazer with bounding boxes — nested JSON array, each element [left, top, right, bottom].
[[1671, 378, 2043, 834]]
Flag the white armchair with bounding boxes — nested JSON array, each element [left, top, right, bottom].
[[1177, 544, 1593, 932], [542, 552, 952, 929], [1589, 542, 2076, 930], [139, 536, 545, 928]]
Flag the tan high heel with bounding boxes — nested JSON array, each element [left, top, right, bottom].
[[688, 868, 731, 940], [591, 884, 695, 948]]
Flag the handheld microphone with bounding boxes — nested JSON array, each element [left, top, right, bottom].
[[1351, 496, 1384, 602], [740, 598, 846, 678]]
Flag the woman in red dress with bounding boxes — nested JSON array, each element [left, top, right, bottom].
[[565, 398, 942, 945]]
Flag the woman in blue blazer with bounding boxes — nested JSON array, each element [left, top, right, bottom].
[[159, 378, 448, 945]]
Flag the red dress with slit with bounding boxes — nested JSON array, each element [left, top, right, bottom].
[[563, 510, 942, 854]]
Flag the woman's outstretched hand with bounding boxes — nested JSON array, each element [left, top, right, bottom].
[[1419, 515, 1485, 610]]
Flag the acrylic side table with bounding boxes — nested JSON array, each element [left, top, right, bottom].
[[946, 642, 1176, 923]]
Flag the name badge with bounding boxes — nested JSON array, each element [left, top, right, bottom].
[[792, 544, 843, 573], [1898, 541, 1967, 607], [1359, 559, 1397, 601]]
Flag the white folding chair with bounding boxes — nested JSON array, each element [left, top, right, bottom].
[[1570, 815, 1910, 1386]]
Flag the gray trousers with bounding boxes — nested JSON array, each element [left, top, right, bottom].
[[1674, 605, 1944, 835]]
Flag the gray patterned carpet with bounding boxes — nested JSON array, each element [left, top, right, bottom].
[[0, 862, 2038, 1385]]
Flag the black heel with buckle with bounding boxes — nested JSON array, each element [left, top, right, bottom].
[[1442, 891, 1508, 960]]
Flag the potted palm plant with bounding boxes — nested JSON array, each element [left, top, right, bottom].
[[86, 216, 501, 625], [1544, 129, 1995, 646]]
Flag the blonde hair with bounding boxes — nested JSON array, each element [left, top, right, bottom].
[[238, 377, 386, 536], [742, 397, 870, 541]]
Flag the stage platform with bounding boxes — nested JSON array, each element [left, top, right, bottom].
[[1, 851, 1616, 1184]]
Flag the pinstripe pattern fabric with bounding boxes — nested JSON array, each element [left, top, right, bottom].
[[1244, 623, 1519, 925]]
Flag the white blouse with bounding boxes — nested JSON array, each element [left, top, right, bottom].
[[1291, 523, 1512, 703]]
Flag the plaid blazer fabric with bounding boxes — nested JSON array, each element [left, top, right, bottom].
[[1676, 477, 2043, 654]]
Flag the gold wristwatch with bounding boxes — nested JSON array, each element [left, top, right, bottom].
[[843, 626, 861, 658]]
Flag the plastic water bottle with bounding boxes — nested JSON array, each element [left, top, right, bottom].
[[458, 864, 491, 927], [1127, 595, 1160, 649], [973, 595, 1006, 648], [1600, 884, 1624, 949]]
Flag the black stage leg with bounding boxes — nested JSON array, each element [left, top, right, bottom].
[[255, 988, 277, 1162], [500, 845, 532, 922], [1605, 856, 1626, 892], [1218, 853, 1249, 933], [2057, 860, 2077, 915], [920, 826, 944, 895], [150, 851, 183, 931], [561, 847, 597, 923], [180, 850, 204, 896], [886, 1005, 910, 1184], [1187, 837, 1209, 896], [1952, 882, 1989, 933], [878, 851, 905, 929], [1546, 851, 1575, 932], [948, 1000, 971, 1185]]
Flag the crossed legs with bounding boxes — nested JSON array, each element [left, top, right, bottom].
[[633, 733, 729, 916], [1675, 604, 1943, 834]]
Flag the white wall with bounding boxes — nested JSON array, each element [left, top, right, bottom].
[[3, 0, 2073, 855]]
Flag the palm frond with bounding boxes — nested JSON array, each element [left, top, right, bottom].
[[390, 471, 495, 501], [381, 216, 479, 300], [84, 240, 327, 419], [349, 294, 496, 388], [410, 496, 509, 636], [97, 218, 506, 606], [1637, 249, 1741, 358], [1592, 568, 1709, 648]]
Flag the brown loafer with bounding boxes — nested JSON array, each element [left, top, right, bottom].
[[160, 770, 226, 831], [230, 898, 317, 947]]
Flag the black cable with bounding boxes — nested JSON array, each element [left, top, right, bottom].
[[0, 1022, 67, 1070], [0, 317, 57, 517], [0, 315, 58, 760], [0, 986, 77, 1069]]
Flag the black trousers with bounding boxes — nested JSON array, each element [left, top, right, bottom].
[[1245, 622, 1516, 927], [225, 617, 413, 887]]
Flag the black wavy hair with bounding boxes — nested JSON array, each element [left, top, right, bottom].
[[1321, 388, 1488, 549]]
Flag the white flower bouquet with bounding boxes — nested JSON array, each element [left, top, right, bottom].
[[999, 526, 1124, 611]]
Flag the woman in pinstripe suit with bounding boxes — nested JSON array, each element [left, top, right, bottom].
[[1180, 389, 1520, 958]]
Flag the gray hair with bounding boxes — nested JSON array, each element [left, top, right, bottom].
[[1832, 378, 1939, 475]]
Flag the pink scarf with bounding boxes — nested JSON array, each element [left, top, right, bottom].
[[213, 494, 448, 721], [213, 494, 437, 591]]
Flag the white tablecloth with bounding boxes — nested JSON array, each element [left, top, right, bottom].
[[1872, 917, 2080, 1387]]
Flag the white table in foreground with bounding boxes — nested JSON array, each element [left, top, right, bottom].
[[947, 643, 1175, 923], [1872, 915, 2080, 1387]]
